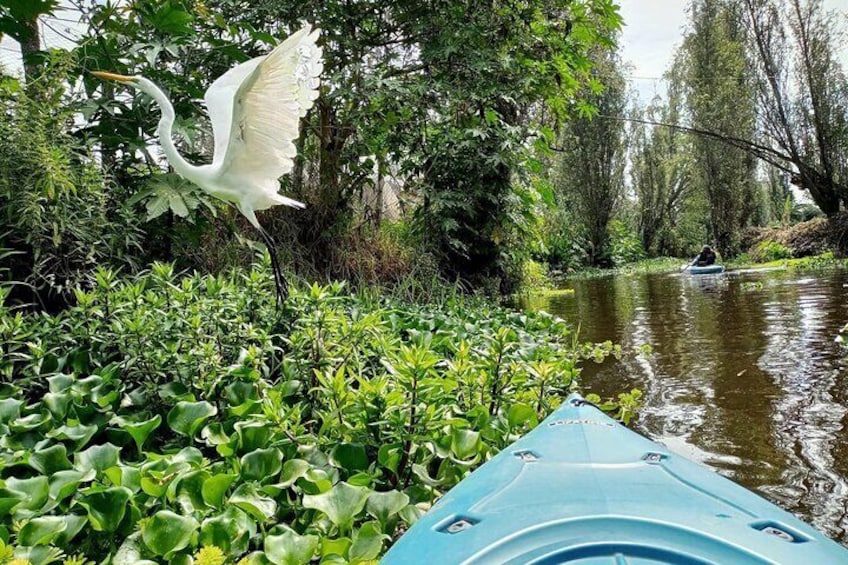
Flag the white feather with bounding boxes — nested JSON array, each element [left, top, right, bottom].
[[205, 25, 323, 197]]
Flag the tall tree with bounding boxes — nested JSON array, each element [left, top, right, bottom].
[[556, 47, 628, 266], [741, 0, 848, 215], [683, 0, 759, 256], [631, 58, 696, 255], [0, 0, 58, 82], [78, 0, 622, 286]]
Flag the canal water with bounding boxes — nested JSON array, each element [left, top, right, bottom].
[[521, 267, 848, 544]]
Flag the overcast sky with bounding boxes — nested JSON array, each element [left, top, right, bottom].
[[619, 0, 848, 102], [2, 1, 847, 96]]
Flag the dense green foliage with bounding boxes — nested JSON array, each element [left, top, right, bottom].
[[0, 55, 142, 308], [0, 264, 623, 563]]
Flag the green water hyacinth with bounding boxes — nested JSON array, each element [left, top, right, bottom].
[[0, 264, 628, 562]]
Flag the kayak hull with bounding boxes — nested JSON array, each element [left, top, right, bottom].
[[688, 265, 725, 274], [382, 394, 848, 564]]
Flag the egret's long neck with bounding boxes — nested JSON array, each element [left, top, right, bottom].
[[139, 80, 195, 180]]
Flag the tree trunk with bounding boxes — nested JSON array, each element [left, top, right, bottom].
[[21, 18, 41, 86]]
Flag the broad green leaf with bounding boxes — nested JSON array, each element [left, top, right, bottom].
[[349, 521, 387, 563], [48, 469, 95, 502], [111, 414, 161, 454], [330, 443, 369, 472], [366, 490, 409, 525], [29, 444, 72, 474], [141, 510, 198, 556], [79, 486, 132, 532], [229, 483, 277, 521], [42, 392, 71, 419], [158, 382, 194, 403], [347, 472, 372, 487], [113, 533, 143, 564], [173, 446, 204, 466], [377, 443, 402, 473], [46, 423, 97, 449], [0, 398, 23, 423], [152, 4, 194, 35], [450, 429, 481, 460], [234, 420, 270, 452], [105, 465, 142, 492], [167, 401, 217, 437], [6, 475, 48, 511], [173, 469, 210, 514], [54, 513, 87, 546], [321, 537, 351, 558], [275, 459, 310, 489], [74, 443, 121, 473], [296, 468, 333, 495], [398, 504, 425, 525], [47, 374, 74, 393], [0, 489, 25, 518], [302, 482, 372, 531], [10, 412, 50, 432], [507, 403, 537, 428], [240, 447, 282, 482], [199, 506, 255, 554], [201, 422, 230, 446], [17, 515, 67, 546], [264, 529, 320, 565], [201, 473, 237, 508], [225, 380, 259, 405]]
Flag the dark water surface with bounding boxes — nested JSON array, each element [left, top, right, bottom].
[[520, 268, 848, 544]]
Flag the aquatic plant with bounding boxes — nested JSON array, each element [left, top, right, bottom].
[[0, 263, 623, 562]]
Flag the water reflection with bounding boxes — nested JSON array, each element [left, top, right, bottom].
[[520, 268, 848, 543]]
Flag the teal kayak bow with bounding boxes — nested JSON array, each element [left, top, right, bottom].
[[382, 394, 848, 564]]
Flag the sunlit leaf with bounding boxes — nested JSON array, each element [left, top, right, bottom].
[[141, 510, 198, 556], [302, 482, 372, 531], [264, 529, 319, 565]]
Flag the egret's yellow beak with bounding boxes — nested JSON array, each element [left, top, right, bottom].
[[91, 71, 135, 83]]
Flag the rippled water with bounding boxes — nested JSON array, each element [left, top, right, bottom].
[[520, 268, 848, 543]]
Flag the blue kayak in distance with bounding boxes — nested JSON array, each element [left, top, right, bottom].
[[382, 394, 848, 564], [687, 264, 725, 275]]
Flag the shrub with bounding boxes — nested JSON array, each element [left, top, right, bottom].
[[0, 54, 142, 308], [608, 220, 646, 266], [750, 240, 792, 263], [0, 262, 624, 563]]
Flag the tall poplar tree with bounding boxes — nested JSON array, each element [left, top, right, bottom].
[[556, 47, 628, 266], [683, 0, 759, 256]]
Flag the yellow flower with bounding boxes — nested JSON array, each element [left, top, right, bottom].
[[7, 559, 33, 565], [194, 546, 226, 565]]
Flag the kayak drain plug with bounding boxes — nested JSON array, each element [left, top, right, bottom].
[[440, 518, 478, 534], [643, 452, 667, 464]]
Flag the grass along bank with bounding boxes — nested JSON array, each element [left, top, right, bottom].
[[0, 262, 625, 564], [524, 252, 847, 290]]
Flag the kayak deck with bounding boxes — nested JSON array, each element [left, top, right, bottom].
[[382, 394, 848, 564]]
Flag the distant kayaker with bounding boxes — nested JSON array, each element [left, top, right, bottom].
[[691, 245, 717, 267]]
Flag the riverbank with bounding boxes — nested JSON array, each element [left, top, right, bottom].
[[528, 253, 846, 289]]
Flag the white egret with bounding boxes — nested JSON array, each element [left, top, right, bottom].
[[93, 24, 323, 304]]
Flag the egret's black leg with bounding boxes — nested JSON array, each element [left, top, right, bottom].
[[257, 227, 288, 306]]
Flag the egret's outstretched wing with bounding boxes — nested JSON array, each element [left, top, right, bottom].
[[203, 56, 264, 168], [205, 25, 323, 181]]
